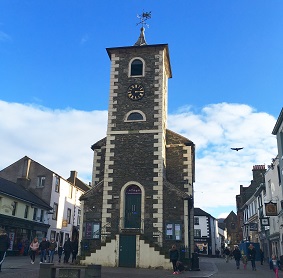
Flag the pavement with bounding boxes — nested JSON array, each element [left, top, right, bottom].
[[0, 255, 277, 278]]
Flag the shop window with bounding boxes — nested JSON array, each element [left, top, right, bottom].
[[52, 203, 58, 220], [83, 222, 101, 240], [194, 229, 201, 237], [67, 208, 71, 224], [194, 217, 199, 225], [24, 205, 29, 218], [165, 223, 182, 241]]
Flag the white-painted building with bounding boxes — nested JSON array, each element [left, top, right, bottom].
[[0, 156, 90, 244], [194, 208, 221, 256]]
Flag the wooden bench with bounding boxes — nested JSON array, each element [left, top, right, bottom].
[[39, 263, 101, 278]]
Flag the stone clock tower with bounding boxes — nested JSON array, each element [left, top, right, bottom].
[[80, 28, 195, 269]]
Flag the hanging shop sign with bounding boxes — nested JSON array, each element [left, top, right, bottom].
[[265, 202, 278, 216], [260, 217, 270, 226]]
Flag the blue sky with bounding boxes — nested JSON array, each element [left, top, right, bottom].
[[0, 1, 282, 218]]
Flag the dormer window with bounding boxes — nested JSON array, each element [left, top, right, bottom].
[[125, 110, 146, 122], [129, 58, 144, 76]]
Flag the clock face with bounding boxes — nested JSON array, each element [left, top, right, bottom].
[[127, 84, 145, 100]]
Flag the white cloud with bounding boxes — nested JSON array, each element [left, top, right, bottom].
[[168, 103, 277, 214], [0, 101, 277, 216]]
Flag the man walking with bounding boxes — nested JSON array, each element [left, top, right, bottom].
[[0, 228, 10, 272], [48, 238, 57, 263], [248, 243, 257, 271], [39, 237, 50, 263], [232, 246, 241, 269]]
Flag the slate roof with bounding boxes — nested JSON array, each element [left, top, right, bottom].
[[194, 207, 215, 219], [0, 177, 51, 210]]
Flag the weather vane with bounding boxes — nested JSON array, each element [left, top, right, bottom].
[[136, 11, 151, 28]]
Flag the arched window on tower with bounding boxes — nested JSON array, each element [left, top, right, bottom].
[[125, 110, 146, 122], [130, 59, 143, 76]]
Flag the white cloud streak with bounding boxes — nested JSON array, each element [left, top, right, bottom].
[[0, 101, 277, 216]]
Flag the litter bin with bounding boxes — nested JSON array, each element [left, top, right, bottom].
[[191, 252, 200, 271]]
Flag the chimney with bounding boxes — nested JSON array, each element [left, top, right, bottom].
[[69, 171, 77, 184], [21, 157, 31, 179]]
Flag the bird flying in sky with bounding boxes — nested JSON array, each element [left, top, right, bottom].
[[231, 147, 244, 151]]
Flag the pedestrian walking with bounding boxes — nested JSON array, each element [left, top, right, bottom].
[[169, 244, 179, 274], [39, 237, 50, 263], [247, 243, 256, 271], [63, 238, 72, 263], [259, 248, 264, 265], [48, 238, 57, 263], [71, 238, 78, 263], [58, 244, 63, 263], [223, 247, 230, 263], [0, 228, 10, 272], [270, 255, 280, 278], [232, 246, 241, 269], [29, 237, 39, 264]]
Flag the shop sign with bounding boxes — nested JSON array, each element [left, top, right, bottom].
[[265, 202, 278, 216], [249, 223, 258, 231], [260, 217, 270, 226]]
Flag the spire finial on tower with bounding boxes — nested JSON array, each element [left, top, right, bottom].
[[134, 11, 151, 46]]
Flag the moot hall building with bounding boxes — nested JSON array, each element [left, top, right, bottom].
[[79, 24, 196, 269]]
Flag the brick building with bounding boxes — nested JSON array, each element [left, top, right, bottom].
[[79, 28, 195, 269]]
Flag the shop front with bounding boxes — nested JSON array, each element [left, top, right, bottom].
[[0, 214, 49, 255]]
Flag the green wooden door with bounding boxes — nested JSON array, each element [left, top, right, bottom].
[[119, 235, 136, 267], [125, 185, 141, 228]]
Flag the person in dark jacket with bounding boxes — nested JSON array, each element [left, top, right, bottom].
[[224, 247, 230, 262], [71, 238, 78, 263], [0, 228, 10, 272], [232, 246, 242, 269], [63, 238, 73, 263], [39, 237, 50, 263], [247, 243, 256, 271], [57, 243, 63, 263], [169, 244, 179, 274]]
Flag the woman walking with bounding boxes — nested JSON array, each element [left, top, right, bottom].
[[29, 237, 39, 264], [169, 244, 179, 274]]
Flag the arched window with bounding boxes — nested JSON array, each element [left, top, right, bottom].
[[127, 112, 143, 121], [125, 110, 146, 122], [130, 59, 143, 76]]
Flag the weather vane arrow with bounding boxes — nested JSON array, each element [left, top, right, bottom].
[[136, 11, 151, 28]]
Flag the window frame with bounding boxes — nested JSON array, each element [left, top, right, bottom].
[[12, 201, 17, 216], [37, 176, 46, 187], [67, 208, 72, 224], [55, 175, 60, 193], [83, 221, 101, 240], [128, 57, 145, 77], [24, 205, 29, 219], [52, 203, 58, 220], [194, 217, 199, 225], [194, 229, 201, 237], [33, 207, 38, 220], [165, 223, 182, 241]]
